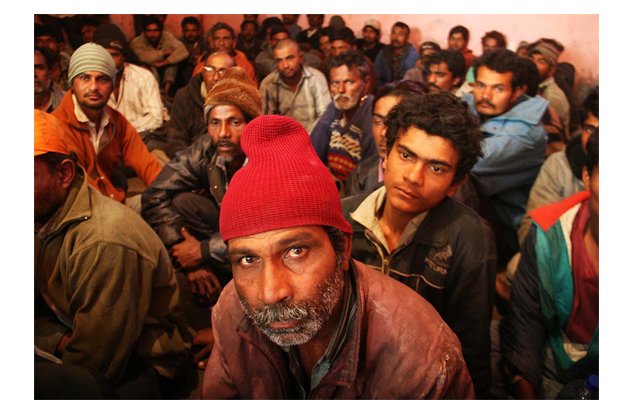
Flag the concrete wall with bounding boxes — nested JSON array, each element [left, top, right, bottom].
[[111, 13, 598, 90]]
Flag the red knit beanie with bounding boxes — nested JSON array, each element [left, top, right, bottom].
[[220, 115, 353, 242]]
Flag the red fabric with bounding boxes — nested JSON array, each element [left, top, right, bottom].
[[219, 115, 353, 241], [530, 191, 590, 232], [565, 201, 599, 344]]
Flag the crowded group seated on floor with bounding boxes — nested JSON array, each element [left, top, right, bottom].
[[33, 13, 599, 400]]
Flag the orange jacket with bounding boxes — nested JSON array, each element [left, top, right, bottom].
[[53, 91, 162, 202]]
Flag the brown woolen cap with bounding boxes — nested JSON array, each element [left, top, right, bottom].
[[203, 67, 262, 121]]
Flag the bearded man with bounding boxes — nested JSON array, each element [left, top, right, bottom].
[[310, 51, 377, 189], [201, 114, 474, 399]]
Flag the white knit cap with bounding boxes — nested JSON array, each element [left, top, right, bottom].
[[68, 43, 117, 87]]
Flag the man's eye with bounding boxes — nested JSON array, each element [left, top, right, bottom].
[[285, 247, 306, 259], [400, 152, 412, 160], [238, 256, 257, 267]]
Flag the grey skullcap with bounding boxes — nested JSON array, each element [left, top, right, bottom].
[[68, 43, 117, 87]]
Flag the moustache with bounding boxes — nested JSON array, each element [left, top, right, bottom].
[[216, 139, 234, 148], [477, 99, 495, 109], [249, 302, 309, 329]]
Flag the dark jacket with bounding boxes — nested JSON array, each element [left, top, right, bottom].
[[343, 154, 381, 197], [141, 133, 225, 250], [202, 260, 474, 399], [166, 74, 206, 158], [342, 189, 497, 398]]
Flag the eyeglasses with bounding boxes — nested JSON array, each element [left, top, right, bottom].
[[204, 66, 228, 76]]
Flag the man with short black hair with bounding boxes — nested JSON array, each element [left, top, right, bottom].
[[481, 30, 507, 54], [201, 114, 474, 399], [425, 49, 465, 96], [296, 14, 325, 52], [448, 25, 475, 73], [259, 39, 330, 132], [236, 19, 262, 63], [130, 15, 189, 98], [374, 21, 419, 85], [464, 48, 549, 260], [342, 92, 496, 398], [34, 47, 65, 112], [35, 23, 72, 90]]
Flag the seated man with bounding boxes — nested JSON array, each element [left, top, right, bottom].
[[258, 38, 330, 132], [142, 68, 261, 308], [53, 43, 163, 210], [310, 51, 377, 188], [202, 115, 474, 399], [499, 129, 599, 399], [34, 110, 192, 399], [129, 15, 189, 99], [464, 48, 549, 261], [34, 46, 65, 113], [342, 92, 496, 398], [166, 51, 235, 158], [93, 23, 165, 139], [425, 49, 466, 96]]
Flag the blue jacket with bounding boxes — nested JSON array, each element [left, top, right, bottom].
[[374, 44, 419, 85], [465, 94, 548, 230]]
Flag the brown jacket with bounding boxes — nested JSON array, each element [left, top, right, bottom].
[[53, 91, 162, 202], [202, 260, 474, 399]]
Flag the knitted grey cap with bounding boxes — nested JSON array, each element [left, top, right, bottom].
[[68, 43, 117, 87]]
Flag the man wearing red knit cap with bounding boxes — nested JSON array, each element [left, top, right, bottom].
[[201, 115, 474, 399]]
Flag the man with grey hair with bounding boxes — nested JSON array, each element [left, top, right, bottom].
[[310, 51, 376, 189], [53, 42, 163, 211], [259, 38, 330, 132]]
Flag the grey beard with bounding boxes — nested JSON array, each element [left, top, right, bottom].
[[238, 255, 345, 347]]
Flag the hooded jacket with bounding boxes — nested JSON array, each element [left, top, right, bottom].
[[202, 260, 474, 399], [53, 91, 162, 203]]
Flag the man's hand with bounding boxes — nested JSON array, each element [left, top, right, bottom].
[[171, 227, 203, 270], [186, 266, 222, 298], [152, 59, 169, 68], [192, 328, 214, 369]]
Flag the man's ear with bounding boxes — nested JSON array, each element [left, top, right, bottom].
[[582, 166, 591, 191], [57, 159, 76, 191], [512, 86, 524, 102], [453, 76, 463, 88]]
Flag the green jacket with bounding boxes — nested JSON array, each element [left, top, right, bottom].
[[35, 168, 192, 384]]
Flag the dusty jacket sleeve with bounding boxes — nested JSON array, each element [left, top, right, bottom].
[[162, 32, 190, 65], [499, 226, 547, 397], [310, 105, 334, 163], [119, 118, 163, 185], [141, 136, 212, 247], [35, 296, 69, 355], [61, 242, 156, 384]]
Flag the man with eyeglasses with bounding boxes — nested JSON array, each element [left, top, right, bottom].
[[166, 51, 235, 157]]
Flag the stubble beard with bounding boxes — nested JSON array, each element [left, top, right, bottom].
[[238, 255, 345, 347]]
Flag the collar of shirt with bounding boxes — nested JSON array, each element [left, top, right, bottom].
[[350, 186, 428, 252], [72, 93, 111, 154], [284, 263, 357, 398]]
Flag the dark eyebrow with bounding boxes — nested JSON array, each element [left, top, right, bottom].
[[228, 231, 316, 258], [397, 144, 453, 168]]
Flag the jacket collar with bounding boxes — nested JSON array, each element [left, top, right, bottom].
[[466, 92, 549, 126], [37, 168, 91, 238]]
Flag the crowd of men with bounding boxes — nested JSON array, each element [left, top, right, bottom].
[[34, 14, 599, 400]]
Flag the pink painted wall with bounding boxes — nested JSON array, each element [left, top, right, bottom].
[[111, 14, 598, 87]]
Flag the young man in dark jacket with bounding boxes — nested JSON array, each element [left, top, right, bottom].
[[341, 92, 497, 398], [202, 114, 474, 399]]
